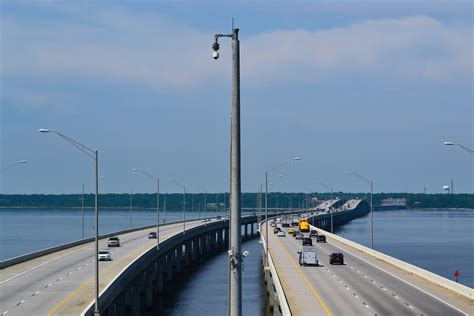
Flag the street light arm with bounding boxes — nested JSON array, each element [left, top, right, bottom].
[[314, 180, 332, 192], [347, 170, 372, 184], [168, 179, 185, 189], [457, 144, 474, 154], [0, 160, 27, 173], [44, 130, 97, 160], [135, 169, 158, 181]]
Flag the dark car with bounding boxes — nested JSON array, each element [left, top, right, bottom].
[[309, 230, 318, 237], [302, 237, 313, 246], [329, 252, 344, 265], [148, 232, 157, 239], [273, 227, 281, 234], [295, 231, 304, 240], [107, 236, 120, 247], [316, 235, 326, 243]]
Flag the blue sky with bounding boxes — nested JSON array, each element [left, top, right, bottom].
[[1, 1, 472, 194]]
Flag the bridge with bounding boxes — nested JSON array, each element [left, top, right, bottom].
[[1, 201, 472, 315], [262, 200, 473, 316]]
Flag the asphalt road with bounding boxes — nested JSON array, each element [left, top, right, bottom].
[[266, 224, 471, 316], [0, 219, 213, 316]]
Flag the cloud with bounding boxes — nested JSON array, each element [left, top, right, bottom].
[[1, 6, 472, 98]]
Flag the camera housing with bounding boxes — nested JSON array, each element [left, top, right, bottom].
[[212, 51, 219, 60]]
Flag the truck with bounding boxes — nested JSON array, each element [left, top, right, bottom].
[[291, 215, 299, 226], [299, 219, 310, 232], [298, 246, 318, 266]]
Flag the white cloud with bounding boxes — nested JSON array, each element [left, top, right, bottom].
[[1, 7, 472, 97]]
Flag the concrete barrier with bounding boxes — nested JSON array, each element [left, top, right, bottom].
[[0, 218, 209, 269], [260, 222, 292, 316], [309, 224, 473, 300]]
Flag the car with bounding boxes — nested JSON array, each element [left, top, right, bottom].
[[288, 228, 296, 234], [302, 237, 313, 246], [329, 252, 344, 265], [309, 230, 318, 237], [273, 227, 281, 234], [98, 250, 111, 261], [216, 216, 222, 220], [298, 246, 318, 266], [148, 232, 157, 239], [295, 231, 304, 240], [107, 236, 120, 247], [316, 235, 326, 243], [277, 231, 285, 237]]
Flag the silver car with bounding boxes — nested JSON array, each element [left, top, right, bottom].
[[98, 250, 112, 261]]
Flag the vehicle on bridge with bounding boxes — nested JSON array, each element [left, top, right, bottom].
[[274, 227, 281, 234], [148, 232, 157, 239], [298, 246, 318, 266], [295, 231, 304, 240], [98, 250, 112, 261], [291, 215, 299, 226], [302, 237, 313, 246], [316, 235, 326, 243], [288, 228, 296, 235], [309, 229, 318, 237], [329, 252, 344, 265], [277, 231, 286, 237], [299, 219, 310, 232], [108, 236, 120, 247]]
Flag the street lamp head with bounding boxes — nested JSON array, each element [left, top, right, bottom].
[[212, 40, 220, 60], [38, 128, 50, 133], [293, 156, 302, 161], [345, 171, 352, 175], [443, 141, 454, 146], [19, 160, 27, 164], [132, 168, 140, 172]]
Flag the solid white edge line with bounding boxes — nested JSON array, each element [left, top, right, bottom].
[[327, 240, 469, 316]]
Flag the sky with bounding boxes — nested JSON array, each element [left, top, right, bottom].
[[0, 0, 472, 194]]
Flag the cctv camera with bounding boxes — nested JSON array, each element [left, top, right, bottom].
[[242, 250, 250, 257], [212, 51, 219, 60], [228, 250, 233, 256]]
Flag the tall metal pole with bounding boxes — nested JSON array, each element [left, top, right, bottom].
[[229, 28, 242, 316], [330, 187, 334, 233], [183, 186, 186, 233], [94, 150, 99, 315], [130, 189, 133, 228], [157, 179, 160, 249], [82, 184, 85, 239], [370, 180, 373, 249], [164, 195, 167, 223], [265, 171, 269, 267]]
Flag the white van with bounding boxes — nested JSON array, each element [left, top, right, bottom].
[[298, 246, 318, 266]]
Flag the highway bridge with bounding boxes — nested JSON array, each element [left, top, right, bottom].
[[262, 201, 473, 315]]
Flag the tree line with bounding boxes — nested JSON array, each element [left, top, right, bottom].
[[0, 192, 472, 210]]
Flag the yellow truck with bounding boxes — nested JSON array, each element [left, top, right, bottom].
[[299, 219, 310, 232]]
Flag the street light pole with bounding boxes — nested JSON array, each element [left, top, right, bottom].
[[346, 171, 374, 249], [129, 189, 133, 228], [213, 26, 243, 316], [133, 169, 160, 249], [82, 184, 85, 239], [38, 129, 100, 315], [264, 156, 301, 267]]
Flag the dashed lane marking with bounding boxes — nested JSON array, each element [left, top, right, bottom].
[[363, 302, 370, 309], [31, 291, 39, 296], [2, 311, 9, 315], [16, 300, 25, 306], [44, 283, 52, 288]]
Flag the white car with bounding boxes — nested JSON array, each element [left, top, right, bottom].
[[277, 231, 285, 237], [98, 250, 111, 261]]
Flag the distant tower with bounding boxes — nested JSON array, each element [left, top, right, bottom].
[[423, 186, 426, 194], [442, 185, 450, 194]]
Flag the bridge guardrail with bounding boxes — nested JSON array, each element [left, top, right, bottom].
[[310, 224, 473, 300]]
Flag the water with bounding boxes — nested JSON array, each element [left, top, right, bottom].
[[0, 208, 233, 260], [334, 209, 474, 288], [166, 238, 265, 315]]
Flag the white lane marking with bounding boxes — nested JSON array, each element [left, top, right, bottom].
[[2, 311, 9, 315], [327, 241, 469, 316], [392, 293, 400, 299], [0, 247, 86, 285], [44, 283, 52, 288], [16, 300, 25, 306], [67, 272, 72, 276], [56, 277, 63, 281], [353, 293, 359, 298], [31, 291, 39, 296], [362, 302, 370, 309]]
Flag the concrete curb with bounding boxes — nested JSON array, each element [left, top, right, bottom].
[[260, 222, 292, 316], [310, 225, 473, 300]]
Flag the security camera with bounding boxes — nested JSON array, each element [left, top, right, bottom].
[[228, 250, 233, 256], [212, 41, 220, 60], [212, 51, 219, 60], [242, 250, 250, 257]]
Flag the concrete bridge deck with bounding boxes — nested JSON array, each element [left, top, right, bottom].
[[0, 219, 216, 316], [264, 222, 473, 315]]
